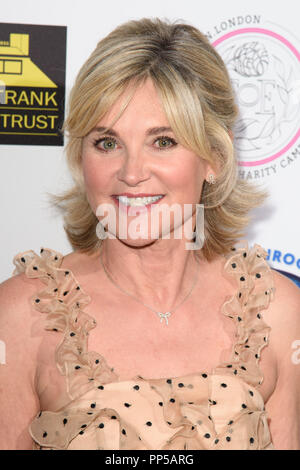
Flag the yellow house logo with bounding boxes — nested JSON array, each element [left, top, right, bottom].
[[0, 33, 57, 87], [0, 23, 66, 146]]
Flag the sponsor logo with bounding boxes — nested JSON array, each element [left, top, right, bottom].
[[0, 23, 66, 146], [266, 247, 300, 281], [207, 15, 300, 179], [266, 247, 300, 269]]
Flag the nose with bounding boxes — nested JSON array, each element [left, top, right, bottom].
[[117, 149, 150, 187]]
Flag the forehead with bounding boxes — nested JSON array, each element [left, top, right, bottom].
[[96, 77, 170, 129]]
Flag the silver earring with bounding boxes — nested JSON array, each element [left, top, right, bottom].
[[96, 222, 107, 240], [207, 174, 216, 185]]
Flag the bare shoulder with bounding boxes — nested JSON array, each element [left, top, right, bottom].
[[271, 268, 300, 307], [0, 247, 99, 323], [0, 271, 45, 325], [61, 248, 101, 277], [262, 269, 300, 354], [261, 269, 300, 449], [62, 249, 87, 267], [0, 274, 44, 449], [0, 271, 48, 364]]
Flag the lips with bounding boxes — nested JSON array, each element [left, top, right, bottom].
[[111, 193, 164, 197], [111, 194, 165, 213]]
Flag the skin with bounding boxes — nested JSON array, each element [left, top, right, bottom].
[[81, 77, 214, 310], [0, 78, 300, 450]]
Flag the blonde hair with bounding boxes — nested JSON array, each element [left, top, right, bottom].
[[53, 17, 267, 261]]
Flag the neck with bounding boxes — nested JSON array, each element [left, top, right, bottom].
[[99, 237, 206, 312]]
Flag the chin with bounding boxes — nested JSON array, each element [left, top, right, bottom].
[[118, 237, 157, 249]]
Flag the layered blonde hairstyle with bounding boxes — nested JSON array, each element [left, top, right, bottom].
[[54, 17, 266, 261]]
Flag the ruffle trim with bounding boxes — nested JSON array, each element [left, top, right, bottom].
[[12, 241, 275, 399], [214, 241, 275, 387], [12, 247, 118, 401], [12, 241, 275, 450]]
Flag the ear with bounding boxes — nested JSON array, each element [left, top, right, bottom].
[[228, 129, 234, 142]]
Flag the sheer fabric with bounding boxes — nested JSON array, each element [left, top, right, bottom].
[[12, 242, 275, 450]]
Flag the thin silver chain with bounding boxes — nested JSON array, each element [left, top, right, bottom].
[[100, 249, 200, 325]]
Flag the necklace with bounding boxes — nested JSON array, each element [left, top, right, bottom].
[[100, 249, 200, 325]]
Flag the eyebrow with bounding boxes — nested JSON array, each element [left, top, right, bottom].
[[92, 126, 174, 137]]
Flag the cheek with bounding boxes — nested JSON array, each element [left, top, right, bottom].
[[81, 155, 113, 211], [168, 156, 205, 198], [82, 154, 110, 190], [82, 158, 101, 190]]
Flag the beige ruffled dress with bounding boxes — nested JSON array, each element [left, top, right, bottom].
[[12, 242, 275, 450]]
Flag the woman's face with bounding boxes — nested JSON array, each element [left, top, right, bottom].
[[81, 78, 211, 246]]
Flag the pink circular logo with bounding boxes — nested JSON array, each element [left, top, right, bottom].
[[214, 28, 300, 167]]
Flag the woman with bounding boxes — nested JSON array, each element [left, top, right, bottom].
[[1, 18, 300, 451]]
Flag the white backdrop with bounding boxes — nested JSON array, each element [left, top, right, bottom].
[[1, 0, 299, 282]]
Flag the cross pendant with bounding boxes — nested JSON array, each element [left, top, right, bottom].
[[157, 312, 171, 325]]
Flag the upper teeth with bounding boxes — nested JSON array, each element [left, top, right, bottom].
[[116, 195, 163, 206]]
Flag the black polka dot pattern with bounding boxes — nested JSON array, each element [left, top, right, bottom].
[[13, 244, 274, 450]]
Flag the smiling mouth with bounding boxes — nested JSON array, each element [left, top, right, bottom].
[[112, 195, 165, 207]]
